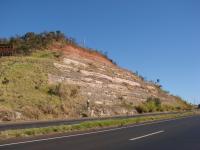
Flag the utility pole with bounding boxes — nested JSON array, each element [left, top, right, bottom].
[[82, 38, 86, 47]]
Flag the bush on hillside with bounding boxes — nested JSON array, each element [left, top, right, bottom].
[[48, 83, 61, 96], [135, 97, 162, 113]]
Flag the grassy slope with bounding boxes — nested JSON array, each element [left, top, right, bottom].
[[0, 51, 63, 120]]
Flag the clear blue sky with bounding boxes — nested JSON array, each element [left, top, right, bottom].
[[1, 0, 199, 104]]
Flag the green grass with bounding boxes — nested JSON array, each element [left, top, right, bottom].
[[0, 112, 195, 140], [0, 51, 88, 121], [0, 51, 83, 121]]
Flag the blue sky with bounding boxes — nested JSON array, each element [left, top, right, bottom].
[[0, 0, 199, 104]]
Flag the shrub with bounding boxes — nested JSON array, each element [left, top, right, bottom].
[[48, 84, 61, 96], [135, 97, 162, 113], [135, 105, 149, 113]]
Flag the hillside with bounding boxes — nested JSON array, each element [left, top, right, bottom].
[[0, 32, 191, 121]]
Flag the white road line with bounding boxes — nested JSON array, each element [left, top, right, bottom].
[[129, 130, 164, 141], [0, 116, 191, 147]]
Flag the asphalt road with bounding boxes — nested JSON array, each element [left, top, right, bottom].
[[0, 112, 177, 131], [0, 115, 199, 150]]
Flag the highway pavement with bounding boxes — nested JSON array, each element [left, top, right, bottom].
[[0, 115, 199, 150]]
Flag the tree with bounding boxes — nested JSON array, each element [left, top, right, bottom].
[[156, 79, 160, 84]]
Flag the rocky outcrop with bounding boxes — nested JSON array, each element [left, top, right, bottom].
[[47, 45, 183, 117]]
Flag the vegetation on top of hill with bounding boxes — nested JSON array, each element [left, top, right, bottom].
[[0, 31, 116, 64]]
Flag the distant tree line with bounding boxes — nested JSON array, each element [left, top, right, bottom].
[[0, 31, 116, 64]]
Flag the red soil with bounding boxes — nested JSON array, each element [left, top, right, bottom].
[[49, 43, 115, 66]]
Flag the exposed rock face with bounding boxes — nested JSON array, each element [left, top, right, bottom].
[[48, 45, 181, 117]]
